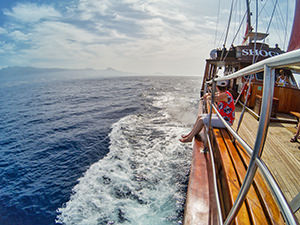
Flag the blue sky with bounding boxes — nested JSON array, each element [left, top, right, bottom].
[[0, 0, 296, 75]]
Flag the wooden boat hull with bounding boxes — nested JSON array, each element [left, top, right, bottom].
[[183, 136, 217, 225]]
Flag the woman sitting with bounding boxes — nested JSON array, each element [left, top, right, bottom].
[[276, 69, 290, 87], [290, 122, 300, 143], [180, 80, 235, 143]]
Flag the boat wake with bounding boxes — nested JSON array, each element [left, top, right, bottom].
[[56, 88, 198, 225]]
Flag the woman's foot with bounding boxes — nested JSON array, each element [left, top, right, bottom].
[[290, 136, 298, 143], [181, 134, 189, 138], [179, 136, 193, 143]]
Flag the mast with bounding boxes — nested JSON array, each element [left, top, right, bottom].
[[246, 0, 251, 36], [243, 0, 252, 44], [287, 0, 300, 51]]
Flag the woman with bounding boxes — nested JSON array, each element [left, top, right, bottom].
[[276, 69, 290, 87], [290, 122, 300, 143], [180, 80, 235, 143]]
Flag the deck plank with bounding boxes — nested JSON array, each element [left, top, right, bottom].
[[214, 129, 251, 225], [220, 129, 275, 225], [233, 106, 300, 221], [235, 141, 286, 225]]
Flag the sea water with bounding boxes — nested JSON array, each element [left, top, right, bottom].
[[0, 74, 201, 225]]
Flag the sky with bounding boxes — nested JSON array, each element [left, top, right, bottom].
[[0, 0, 296, 75]]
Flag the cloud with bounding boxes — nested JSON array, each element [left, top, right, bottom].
[[8, 30, 29, 41], [0, 0, 217, 74], [0, 27, 7, 34], [0, 42, 15, 54], [3, 2, 61, 23]]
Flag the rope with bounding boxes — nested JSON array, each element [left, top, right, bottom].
[[252, 0, 258, 64], [221, 10, 247, 62], [254, 0, 278, 63], [220, 0, 235, 61], [273, 0, 286, 47], [265, 0, 278, 33], [284, 0, 289, 50], [213, 0, 221, 48]]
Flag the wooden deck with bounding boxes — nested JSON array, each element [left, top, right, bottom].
[[232, 105, 300, 222]]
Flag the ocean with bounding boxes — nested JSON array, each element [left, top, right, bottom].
[[0, 74, 202, 225]]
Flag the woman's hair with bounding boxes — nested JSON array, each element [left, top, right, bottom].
[[217, 85, 227, 91]]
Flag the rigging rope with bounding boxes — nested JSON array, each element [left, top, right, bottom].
[[221, 10, 247, 62], [254, 0, 278, 63], [265, 0, 278, 33], [237, 0, 258, 133], [213, 0, 221, 48], [220, 0, 235, 61], [252, 0, 258, 64], [284, 0, 289, 50], [273, 0, 287, 47]]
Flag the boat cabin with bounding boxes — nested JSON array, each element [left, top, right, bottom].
[[202, 42, 300, 118], [184, 1, 300, 224]]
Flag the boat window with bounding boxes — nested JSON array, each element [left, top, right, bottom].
[[289, 71, 298, 87], [292, 72, 300, 88], [255, 72, 264, 80]]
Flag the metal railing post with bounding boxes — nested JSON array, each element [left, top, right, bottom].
[[203, 50, 300, 225], [205, 128, 224, 225], [236, 75, 253, 133], [224, 65, 274, 225], [208, 80, 216, 129]]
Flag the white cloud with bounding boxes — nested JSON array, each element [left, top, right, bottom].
[[3, 3, 61, 23], [3, 0, 291, 75], [76, 0, 113, 20], [0, 42, 16, 54], [9, 30, 29, 41], [0, 0, 217, 75], [33, 21, 98, 43], [0, 27, 7, 34]]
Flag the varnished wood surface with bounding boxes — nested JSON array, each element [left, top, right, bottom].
[[274, 87, 300, 113], [214, 128, 285, 224], [220, 129, 279, 225], [243, 84, 300, 113], [232, 105, 300, 222], [184, 137, 217, 225], [290, 111, 300, 120], [214, 128, 252, 225], [234, 137, 285, 224]]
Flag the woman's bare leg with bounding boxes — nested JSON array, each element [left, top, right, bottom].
[[295, 122, 300, 138], [291, 122, 300, 142], [180, 116, 204, 143], [181, 115, 204, 138]]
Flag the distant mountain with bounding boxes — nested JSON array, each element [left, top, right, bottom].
[[0, 66, 140, 87], [0, 66, 63, 76], [0, 66, 136, 78]]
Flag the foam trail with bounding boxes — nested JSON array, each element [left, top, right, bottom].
[[57, 85, 199, 225]]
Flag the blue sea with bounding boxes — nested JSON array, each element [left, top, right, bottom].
[[0, 72, 202, 225]]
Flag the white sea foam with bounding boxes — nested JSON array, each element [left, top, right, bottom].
[[151, 88, 198, 126], [56, 85, 199, 225]]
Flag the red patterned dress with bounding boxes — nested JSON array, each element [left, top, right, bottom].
[[217, 91, 235, 125]]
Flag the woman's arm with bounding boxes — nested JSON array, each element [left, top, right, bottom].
[[214, 91, 228, 102], [204, 91, 228, 103]]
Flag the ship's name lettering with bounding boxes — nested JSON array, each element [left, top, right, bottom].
[[241, 49, 280, 57]]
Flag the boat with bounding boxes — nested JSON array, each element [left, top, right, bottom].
[[183, 1, 300, 224]]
